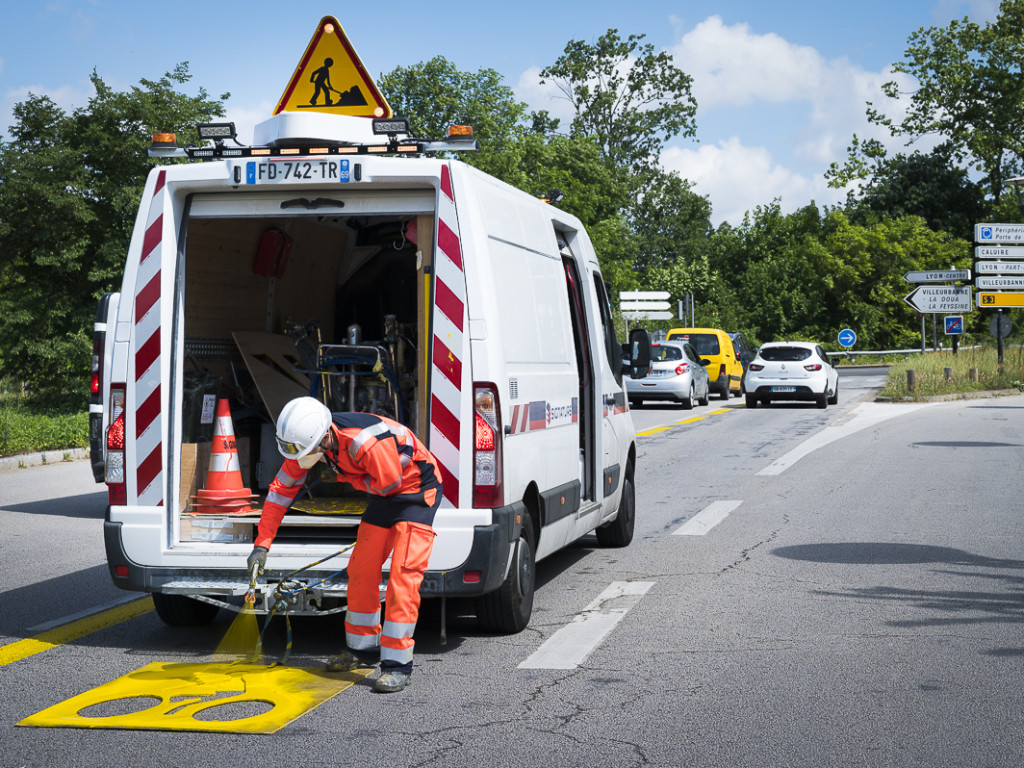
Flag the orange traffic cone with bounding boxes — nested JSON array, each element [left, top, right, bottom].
[[193, 399, 258, 515]]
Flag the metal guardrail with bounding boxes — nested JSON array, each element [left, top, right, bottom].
[[827, 345, 981, 363]]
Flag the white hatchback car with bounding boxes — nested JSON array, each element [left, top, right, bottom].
[[744, 341, 839, 409]]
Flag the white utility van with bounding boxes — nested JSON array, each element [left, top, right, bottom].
[[93, 110, 651, 633]]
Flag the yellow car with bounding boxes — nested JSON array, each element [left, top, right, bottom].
[[665, 327, 743, 400]]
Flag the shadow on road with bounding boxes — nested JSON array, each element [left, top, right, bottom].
[[772, 542, 1024, 656], [3, 490, 108, 518]]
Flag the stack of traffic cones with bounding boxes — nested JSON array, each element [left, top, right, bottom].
[[192, 398, 259, 515]]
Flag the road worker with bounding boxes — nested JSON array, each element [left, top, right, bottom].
[[247, 396, 441, 693]]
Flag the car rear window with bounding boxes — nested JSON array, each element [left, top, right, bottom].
[[653, 345, 683, 361], [760, 347, 812, 362], [671, 333, 719, 356]]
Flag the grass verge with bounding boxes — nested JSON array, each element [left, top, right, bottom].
[[879, 344, 1024, 400]]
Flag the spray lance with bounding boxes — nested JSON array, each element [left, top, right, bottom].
[[244, 543, 356, 664], [245, 560, 261, 605]]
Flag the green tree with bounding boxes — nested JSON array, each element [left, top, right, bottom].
[[538, 29, 697, 174], [843, 150, 987, 240], [703, 204, 971, 349], [379, 57, 531, 186], [833, 0, 1024, 207], [0, 64, 225, 405]]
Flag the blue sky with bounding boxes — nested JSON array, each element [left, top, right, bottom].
[[0, 0, 1000, 226]]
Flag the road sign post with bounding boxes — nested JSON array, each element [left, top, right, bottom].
[[944, 315, 963, 354], [619, 291, 671, 339], [903, 269, 971, 283], [975, 224, 1024, 244], [977, 292, 1024, 308], [903, 285, 972, 314]]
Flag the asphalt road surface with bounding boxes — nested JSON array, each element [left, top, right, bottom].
[[2, 370, 1022, 768]]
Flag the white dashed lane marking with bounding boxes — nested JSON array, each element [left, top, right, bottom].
[[519, 581, 655, 670], [672, 500, 743, 536]]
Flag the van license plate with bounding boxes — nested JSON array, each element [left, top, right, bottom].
[[242, 159, 346, 184], [771, 386, 796, 393]]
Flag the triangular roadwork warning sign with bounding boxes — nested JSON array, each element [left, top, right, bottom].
[[274, 16, 392, 118]]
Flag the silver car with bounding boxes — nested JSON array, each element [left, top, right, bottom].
[[626, 341, 710, 409], [744, 341, 839, 409]]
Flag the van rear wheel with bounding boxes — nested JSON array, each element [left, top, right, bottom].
[[152, 593, 220, 627], [597, 467, 635, 548], [476, 513, 535, 633]]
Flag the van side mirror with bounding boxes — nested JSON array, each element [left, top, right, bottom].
[[623, 328, 652, 379]]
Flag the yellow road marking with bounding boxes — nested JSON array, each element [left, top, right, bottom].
[[0, 597, 154, 667], [636, 426, 673, 436], [636, 406, 735, 437], [18, 661, 371, 733]]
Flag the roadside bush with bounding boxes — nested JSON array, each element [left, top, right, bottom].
[[0, 391, 88, 458]]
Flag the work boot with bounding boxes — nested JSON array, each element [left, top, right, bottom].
[[325, 649, 374, 673], [372, 669, 410, 693]]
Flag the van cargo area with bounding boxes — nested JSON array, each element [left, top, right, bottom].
[[178, 204, 435, 547]]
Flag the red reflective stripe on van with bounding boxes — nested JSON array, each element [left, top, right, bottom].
[[137, 443, 162, 498], [438, 463, 459, 506], [133, 174, 165, 507], [430, 394, 460, 449], [437, 218, 462, 271], [434, 277, 464, 331], [432, 335, 462, 388], [135, 271, 160, 323], [135, 331, 159, 382], [440, 163, 454, 202], [141, 214, 163, 264], [136, 385, 161, 439]]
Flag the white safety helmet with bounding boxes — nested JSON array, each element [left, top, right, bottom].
[[275, 397, 332, 459]]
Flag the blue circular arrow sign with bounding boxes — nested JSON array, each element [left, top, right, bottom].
[[838, 328, 857, 348]]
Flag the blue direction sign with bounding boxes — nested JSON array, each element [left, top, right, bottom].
[[838, 328, 856, 348], [944, 315, 964, 335]]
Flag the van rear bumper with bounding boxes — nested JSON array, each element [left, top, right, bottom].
[[104, 503, 519, 599]]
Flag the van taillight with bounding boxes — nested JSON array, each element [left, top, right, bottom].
[[473, 383, 503, 508], [90, 322, 105, 397], [105, 384, 127, 505]]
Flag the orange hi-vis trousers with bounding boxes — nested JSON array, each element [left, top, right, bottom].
[[344, 520, 436, 668]]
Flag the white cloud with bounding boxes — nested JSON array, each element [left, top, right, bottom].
[[662, 138, 845, 228], [672, 16, 828, 110], [510, 15, 926, 227], [662, 16, 931, 225]]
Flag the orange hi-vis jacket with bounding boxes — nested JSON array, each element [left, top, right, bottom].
[[255, 413, 441, 549]]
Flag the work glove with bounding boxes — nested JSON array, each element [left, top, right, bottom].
[[247, 546, 268, 577]]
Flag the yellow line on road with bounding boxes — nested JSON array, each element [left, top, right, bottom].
[[636, 426, 673, 436], [636, 406, 736, 437], [0, 597, 154, 667], [675, 416, 707, 425]]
